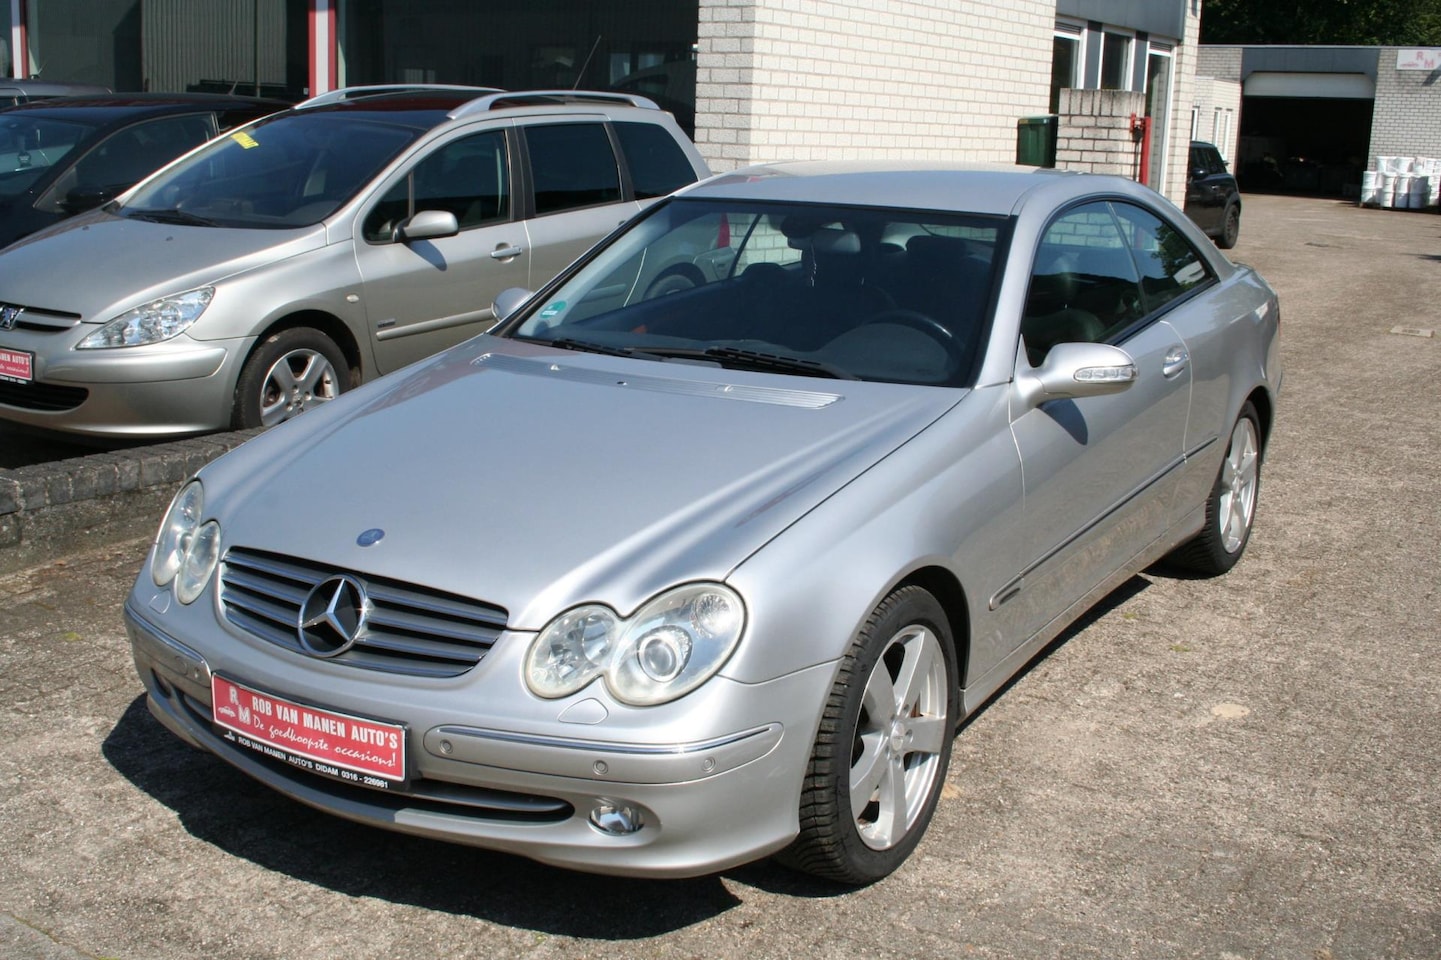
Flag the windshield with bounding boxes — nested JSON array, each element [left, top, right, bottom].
[[502, 198, 1007, 386], [0, 115, 94, 198], [122, 112, 422, 228]]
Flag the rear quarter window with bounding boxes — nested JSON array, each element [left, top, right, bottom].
[[613, 121, 698, 199]]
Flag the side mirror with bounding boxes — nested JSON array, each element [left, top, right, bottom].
[[491, 287, 534, 323], [59, 186, 115, 215], [1016, 341, 1137, 410], [396, 208, 459, 242]]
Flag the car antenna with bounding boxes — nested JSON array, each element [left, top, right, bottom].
[[573, 35, 602, 89]]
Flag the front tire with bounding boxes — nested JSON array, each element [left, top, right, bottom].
[[232, 328, 349, 429], [777, 586, 958, 884], [1167, 401, 1262, 575]]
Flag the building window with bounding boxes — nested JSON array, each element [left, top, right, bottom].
[[1212, 109, 1232, 159], [1100, 32, 1132, 90], [1050, 25, 1082, 113]]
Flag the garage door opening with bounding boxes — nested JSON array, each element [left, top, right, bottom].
[[1237, 94, 1374, 198]]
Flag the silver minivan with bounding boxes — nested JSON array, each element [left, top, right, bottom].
[[0, 86, 709, 437]]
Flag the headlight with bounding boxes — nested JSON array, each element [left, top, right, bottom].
[[78, 287, 214, 349], [524, 584, 745, 706], [151, 480, 222, 604], [152, 480, 203, 587]]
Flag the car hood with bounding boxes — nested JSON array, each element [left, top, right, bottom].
[[0, 210, 327, 318], [203, 336, 964, 629]]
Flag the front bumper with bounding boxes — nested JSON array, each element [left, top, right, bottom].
[[0, 328, 250, 437], [125, 597, 835, 878]]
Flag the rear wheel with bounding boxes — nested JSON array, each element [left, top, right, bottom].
[[777, 586, 957, 884], [232, 328, 348, 429], [1167, 402, 1261, 575], [1217, 203, 1240, 249]]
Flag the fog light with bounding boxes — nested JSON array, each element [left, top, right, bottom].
[[589, 800, 644, 836]]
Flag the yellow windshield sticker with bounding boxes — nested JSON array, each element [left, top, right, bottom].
[[230, 131, 260, 149]]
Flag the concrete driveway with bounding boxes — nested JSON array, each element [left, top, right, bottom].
[[1, 194, 1438, 959]]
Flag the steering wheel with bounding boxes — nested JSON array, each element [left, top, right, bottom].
[[858, 308, 968, 372]]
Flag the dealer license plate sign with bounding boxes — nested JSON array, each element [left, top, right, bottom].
[[211, 675, 406, 788], [0, 348, 32, 384]]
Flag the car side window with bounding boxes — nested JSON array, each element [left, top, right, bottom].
[[1021, 201, 1143, 366], [524, 122, 621, 215], [79, 114, 215, 187], [35, 113, 215, 214], [613, 121, 698, 199], [1111, 202, 1212, 314], [363, 129, 510, 242]]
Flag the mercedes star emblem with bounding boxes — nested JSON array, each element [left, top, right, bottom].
[[298, 575, 369, 657]]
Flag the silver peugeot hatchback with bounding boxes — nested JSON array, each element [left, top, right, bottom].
[[125, 162, 1280, 884], [0, 86, 708, 437]]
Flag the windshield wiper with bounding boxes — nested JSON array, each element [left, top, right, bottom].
[[124, 207, 217, 227], [641, 345, 857, 380], [542, 337, 647, 359]]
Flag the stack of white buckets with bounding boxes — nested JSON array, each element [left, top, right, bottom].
[[1361, 157, 1441, 209]]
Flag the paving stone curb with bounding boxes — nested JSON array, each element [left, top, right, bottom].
[[0, 429, 262, 575]]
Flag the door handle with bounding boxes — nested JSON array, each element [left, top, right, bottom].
[[1162, 346, 1189, 378], [490, 245, 525, 260]]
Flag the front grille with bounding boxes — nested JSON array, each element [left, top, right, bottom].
[[220, 547, 509, 678], [0, 379, 89, 411], [0, 301, 83, 332]]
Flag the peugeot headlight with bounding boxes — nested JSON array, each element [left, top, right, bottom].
[[525, 584, 745, 706], [78, 287, 214, 349], [151, 480, 222, 604]]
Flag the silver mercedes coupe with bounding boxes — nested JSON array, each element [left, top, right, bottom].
[[125, 162, 1281, 885]]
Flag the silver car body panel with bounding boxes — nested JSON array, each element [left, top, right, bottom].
[[124, 162, 1281, 877]]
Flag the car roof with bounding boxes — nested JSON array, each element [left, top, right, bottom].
[[675, 161, 1147, 218], [1, 92, 288, 124]]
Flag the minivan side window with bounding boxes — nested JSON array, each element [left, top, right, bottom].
[[613, 121, 697, 199], [364, 129, 510, 242], [525, 123, 621, 215]]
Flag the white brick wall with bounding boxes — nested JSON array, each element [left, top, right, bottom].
[[1368, 47, 1441, 162], [694, 0, 1054, 170], [1056, 89, 1148, 179]]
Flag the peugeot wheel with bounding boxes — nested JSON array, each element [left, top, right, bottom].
[[232, 328, 349, 429]]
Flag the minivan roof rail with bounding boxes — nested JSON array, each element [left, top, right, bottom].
[[448, 90, 659, 120], [296, 84, 504, 109]]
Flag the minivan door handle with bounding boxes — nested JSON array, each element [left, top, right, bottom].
[[490, 245, 525, 260]]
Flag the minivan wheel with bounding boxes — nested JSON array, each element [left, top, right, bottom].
[[232, 328, 348, 429], [1217, 203, 1240, 249], [777, 586, 957, 885]]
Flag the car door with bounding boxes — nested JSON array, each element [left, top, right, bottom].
[[354, 126, 531, 375], [517, 119, 641, 288], [1004, 200, 1192, 643]]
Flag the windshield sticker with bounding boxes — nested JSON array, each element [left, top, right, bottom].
[[230, 131, 260, 149], [539, 301, 566, 319]]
